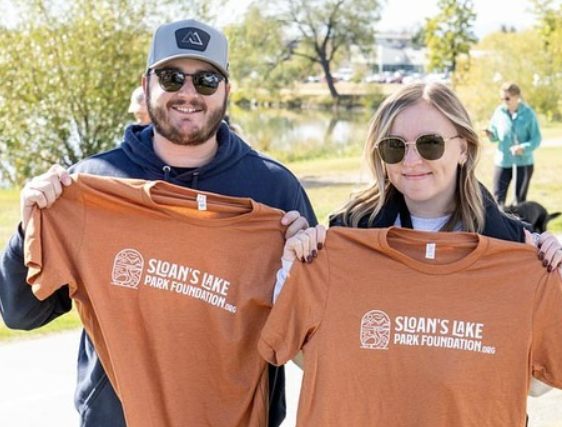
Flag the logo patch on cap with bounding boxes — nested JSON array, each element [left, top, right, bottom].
[[175, 27, 210, 52]]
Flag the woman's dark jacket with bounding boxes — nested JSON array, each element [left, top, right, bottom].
[[330, 184, 526, 243]]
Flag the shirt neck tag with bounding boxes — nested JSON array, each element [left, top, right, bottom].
[[197, 194, 207, 211], [425, 243, 436, 260]]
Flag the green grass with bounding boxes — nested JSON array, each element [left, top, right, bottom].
[[0, 310, 81, 340], [476, 146, 562, 233], [539, 121, 562, 141], [287, 156, 366, 177], [0, 189, 82, 341], [305, 184, 357, 224], [0, 188, 19, 248], [1, 144, 561, 340]]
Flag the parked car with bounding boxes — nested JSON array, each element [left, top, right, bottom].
[[402, 73, 424, 85], [384, 71, 404, 84], [332, 67, 354, 82], [424, 72, 451, 85], [364, 73, 385, 84], [304, 75, 321, 83]]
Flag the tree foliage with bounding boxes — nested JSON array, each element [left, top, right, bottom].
[[424, 0, 477, 81], [458, 30, 538, 121], [0, 0, 223, 185], [531, 0, 562, 89], [458, 2, 562, 122], [263, 0, 381, 101], [527, 0, 562, 119], [532, 0, 561, 50], [224, 5, 309, 98], [411, 25, 427, 49]]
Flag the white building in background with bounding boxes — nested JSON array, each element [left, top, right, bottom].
[[312, 32, 442, 84], [333, 31, 436, 84], [342, 32, 426, 78], [374, 32, 425, 72]]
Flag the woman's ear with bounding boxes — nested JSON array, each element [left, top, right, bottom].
[[458, 139, 469, 166]]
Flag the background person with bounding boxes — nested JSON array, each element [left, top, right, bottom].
[[485, 82, 541, 206], [0, 18, 316, 427], [128, 85, 151, 125], [224, 113, 243, 135]]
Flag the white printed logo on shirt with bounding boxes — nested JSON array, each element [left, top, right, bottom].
[[360, 310, 391, 350], [360, 311, 497, 355], [109, 249, 238, 314], [111, 249, 144, 289]]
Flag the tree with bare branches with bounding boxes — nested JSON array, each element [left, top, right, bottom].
[[265, 0, 381, 102]]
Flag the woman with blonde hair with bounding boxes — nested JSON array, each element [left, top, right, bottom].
[[264, 82, 562, 427], [332, 81, 486, 234], [279, 82, 560, 268]]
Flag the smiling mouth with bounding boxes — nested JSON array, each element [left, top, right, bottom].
[[172, 105, 203, 114], [403, 172, 432, 179]]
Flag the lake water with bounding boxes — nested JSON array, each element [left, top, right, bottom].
[[229, 106, 374, 161]]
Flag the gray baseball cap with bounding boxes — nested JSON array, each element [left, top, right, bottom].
[[147, 19, 229, 78]]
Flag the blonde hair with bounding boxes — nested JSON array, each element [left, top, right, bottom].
[[334, 83, 485, 232], [501, 82, 521, 97]]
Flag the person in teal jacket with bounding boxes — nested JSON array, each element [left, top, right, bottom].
[[485, 82, 541, 206]]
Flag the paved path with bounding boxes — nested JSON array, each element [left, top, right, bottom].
[[0, 331, 79, 426], [0, 330, 561, 426]]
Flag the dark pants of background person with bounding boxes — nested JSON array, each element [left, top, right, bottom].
[[493, 165, 534, 206]]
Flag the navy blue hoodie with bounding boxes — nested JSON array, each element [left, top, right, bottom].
[[0, 123, 317, 427]]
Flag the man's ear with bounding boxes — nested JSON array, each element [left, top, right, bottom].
[[142, 75, 148, 95]]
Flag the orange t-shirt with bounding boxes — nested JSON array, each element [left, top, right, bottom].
[[25, 174, 286, 427], [259, 227, 562, 427]]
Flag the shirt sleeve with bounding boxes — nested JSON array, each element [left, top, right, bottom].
[[487, 109, 500, 143], [259, 247, 330, 366], [273, 258, 294, 304], [25, 180, 85, 300], [531, 271, 562, 388], [519, 109, 541, 152]]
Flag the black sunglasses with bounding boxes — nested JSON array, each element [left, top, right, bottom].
[[150, 68, 225, 95], [501, 97, 511, 101], [375, 134, 462, 164]]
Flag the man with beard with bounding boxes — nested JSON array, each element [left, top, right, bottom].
[[0, 19, 316, 427]]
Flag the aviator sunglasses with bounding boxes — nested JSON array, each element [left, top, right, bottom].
[[150, 68, 226, 95], [375, 134, 462, 164]]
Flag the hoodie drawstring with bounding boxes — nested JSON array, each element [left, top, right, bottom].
[[163, 165, 171, 182], [163, 165, 199, 187]]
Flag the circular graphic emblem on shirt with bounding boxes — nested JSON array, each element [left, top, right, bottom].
[[360, 310, 391, 350], [111, 249, 144, 289]]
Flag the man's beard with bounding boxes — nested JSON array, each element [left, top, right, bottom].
[[147, 84, 227, 147]]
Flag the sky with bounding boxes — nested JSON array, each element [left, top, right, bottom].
[[376, 0, 536, 37], [2, 0, 541, 38], [222, 0, 538, 38]]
